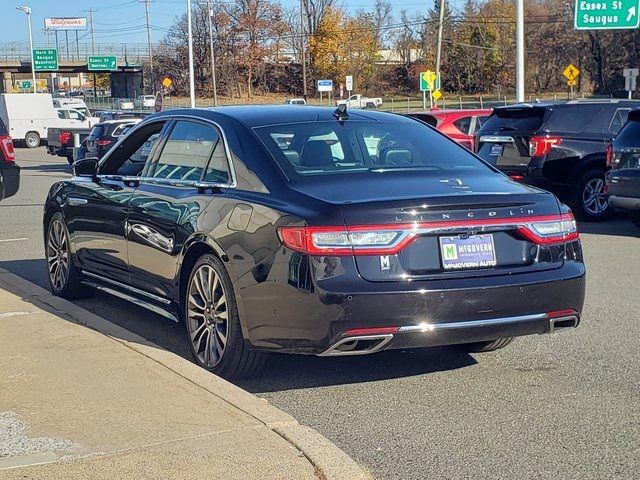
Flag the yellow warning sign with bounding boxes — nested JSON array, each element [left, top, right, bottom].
[[563, 64, 580, 81], [432, 89, 443, 101]]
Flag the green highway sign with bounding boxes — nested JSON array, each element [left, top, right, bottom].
[[88, 55, 118, 71], [18, 80, 32, 89], [33, 49, 58, 71], [575, 0, 640, 30]]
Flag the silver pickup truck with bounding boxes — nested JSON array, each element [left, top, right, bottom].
[[46, 126, 92, 164]]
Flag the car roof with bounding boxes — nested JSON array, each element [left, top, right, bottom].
[[494, 99, 640, 112], [97, 118, 143, 126], [154, 105, 416, 128]]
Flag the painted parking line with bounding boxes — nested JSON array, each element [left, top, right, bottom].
[[0, 238, 29, 243]]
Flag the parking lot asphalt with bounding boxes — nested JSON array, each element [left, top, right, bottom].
[[2, 148, 639, 479]]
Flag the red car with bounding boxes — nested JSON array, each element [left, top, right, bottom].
[[407, 109, 492, 150], [0, 117, 18, 201]]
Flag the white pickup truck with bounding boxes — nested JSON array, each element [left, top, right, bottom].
[[336, 94, 383, 109]]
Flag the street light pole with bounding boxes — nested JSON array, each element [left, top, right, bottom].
[[515, 0, 525, 102], [207, 0, 218, 106], [17, 6, 37, 93], [187, 0, 196, 107], [435, 0, 445, 107], [300, 0, 307, 101], [140, 0, 154, 94]]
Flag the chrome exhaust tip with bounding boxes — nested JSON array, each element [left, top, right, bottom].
[[549, 315, 579, 333], [319, 334, 393, 357]]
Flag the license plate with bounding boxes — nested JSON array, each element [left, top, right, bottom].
[[439, 234, 497, 270], [489, 144, 504, 156]]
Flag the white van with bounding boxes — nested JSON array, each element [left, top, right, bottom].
[[0, 93, 96, 148], [53, 98, 91, 117]]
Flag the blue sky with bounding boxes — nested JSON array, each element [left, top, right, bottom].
[[4, 0, 459, 47]]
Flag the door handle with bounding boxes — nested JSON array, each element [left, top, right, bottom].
[[67, 197, 88, 206], [122, 176, 141, 187]]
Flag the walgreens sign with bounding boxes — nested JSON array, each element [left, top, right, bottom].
[[44, 18, 87, 31]]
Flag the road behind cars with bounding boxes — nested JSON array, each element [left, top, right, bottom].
[[1, 148, 639, 479]]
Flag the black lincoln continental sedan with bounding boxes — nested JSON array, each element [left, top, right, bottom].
[[43, 106, 586, 378]]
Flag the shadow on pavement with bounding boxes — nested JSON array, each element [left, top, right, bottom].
[[18, 163, 73, 174], [0, 258, 479, 391], [577, 218, 640, 238], [238, 346, 478, 393]]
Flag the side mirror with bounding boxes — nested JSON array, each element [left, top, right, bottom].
[[73, 157, 98, 177]]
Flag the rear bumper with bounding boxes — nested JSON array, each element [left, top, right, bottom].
[[241, 259, 586, 355], [608, 195, 640, 212], [0, 163, 20, 200], [320, 311, 579, 356]]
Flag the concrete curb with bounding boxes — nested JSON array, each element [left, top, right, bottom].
[[0, 269, 372, 480]]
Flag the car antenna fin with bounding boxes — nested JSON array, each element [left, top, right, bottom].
[[333, 103, 349, 122]]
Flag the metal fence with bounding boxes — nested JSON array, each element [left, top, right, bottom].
[[82, 91, 588, 113]]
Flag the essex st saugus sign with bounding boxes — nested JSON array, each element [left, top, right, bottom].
[[575, 0, 640, 30]]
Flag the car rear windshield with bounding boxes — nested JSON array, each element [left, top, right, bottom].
[[480, 107, 545, 133], [89, 125, 106, 138], [254, 120, 493, 179]]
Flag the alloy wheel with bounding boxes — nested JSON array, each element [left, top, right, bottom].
[[46, 219, 70, 292], [187, 264, 228, 368], [582, 177, 608, 216]]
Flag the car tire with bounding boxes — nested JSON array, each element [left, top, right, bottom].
[[461, 337, 514, 353], [630, 212, 640, 230], [24, 131, 40, 149], [45, 212, 92, 299], [571, 170, 611, 221], [365, 102, 375, 109], [184, 254, 266, 379]]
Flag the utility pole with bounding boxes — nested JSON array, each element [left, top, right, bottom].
[[140, 0, 154, 94], [435, 0, 445, 96], [207, 0, 218, 106], [85, 9, 97, 97], [515, 0, 524, 102], [187, 0, 196, 107], [434, 0, 445, 108], [300, 0, 307, 101]]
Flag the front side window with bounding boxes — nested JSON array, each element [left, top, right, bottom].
[[254, 120, 492, 178], [99, 121, 166, 177], [149, 120, 222, 182]]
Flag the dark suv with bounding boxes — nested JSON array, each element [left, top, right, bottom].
[[606, 108, 640, 230], [475, 100, 640, 220], [85, 119, 141, 159], [0, 118, 19, 201]]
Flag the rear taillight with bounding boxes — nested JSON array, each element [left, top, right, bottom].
[[278, 226, 415, 256], [516, 212, 579, 245], [529, 136, 562, 157], [278, 214, 580, 256], [59, 132, 72, 145], [605, 143, 614, 168], [97, 139, 112, 147], [0, 136, 15, 162]]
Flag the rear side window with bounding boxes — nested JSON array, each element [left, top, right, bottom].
[[542, 105, 613, 134], [609, 109, 631, 134], [453, 116, 473, 135], [480, 108, 545, 133], [476, 116, 490, 128], [614, 119, 640, 145], [150, 120, 226, 182], [254, 120, 492, 179]]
